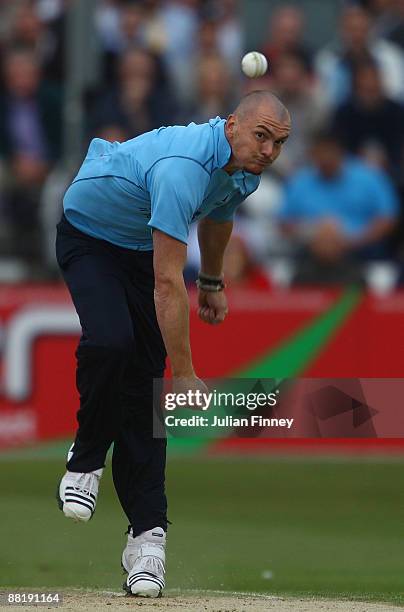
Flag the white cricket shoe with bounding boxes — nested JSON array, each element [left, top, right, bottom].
[[123, 527, 166, 597], [121, 529, 140, 573], [57, 444, 103, 522]]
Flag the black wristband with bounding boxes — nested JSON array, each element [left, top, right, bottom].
[[196, 273, 225, 292]]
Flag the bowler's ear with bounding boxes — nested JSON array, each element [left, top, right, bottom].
[[225, 114, 236, 138]]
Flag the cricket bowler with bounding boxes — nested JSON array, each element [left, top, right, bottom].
[[56, 90, 291, 597]]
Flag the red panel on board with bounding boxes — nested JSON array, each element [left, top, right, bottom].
[[189, 288, 338, 377], [304, 292, 404, 376]]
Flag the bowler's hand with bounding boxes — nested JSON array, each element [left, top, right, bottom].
[[172, 375, 210, 410], [198, 289, 228, 325]]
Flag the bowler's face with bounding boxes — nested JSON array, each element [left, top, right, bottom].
[[226, 105, 291, 175]]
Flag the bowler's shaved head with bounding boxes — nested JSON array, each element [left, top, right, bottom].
[[234, 90, 290, 124], [224, 89, 291, 175]]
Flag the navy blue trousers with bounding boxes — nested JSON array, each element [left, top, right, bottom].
[[56, 215, 167, 536]]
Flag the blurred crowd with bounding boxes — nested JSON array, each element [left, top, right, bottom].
[[1, 0, 404, 291]]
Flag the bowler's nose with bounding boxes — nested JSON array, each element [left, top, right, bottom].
[[262, 140, 274, 158]]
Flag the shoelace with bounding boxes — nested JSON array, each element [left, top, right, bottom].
[[136, 552, 165, 577], [72, 472, 99, 496]]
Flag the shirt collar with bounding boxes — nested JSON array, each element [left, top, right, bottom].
[[209, 117, 232, 169]]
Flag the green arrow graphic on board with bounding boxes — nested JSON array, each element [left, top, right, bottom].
[[169, 288, 362, 453]]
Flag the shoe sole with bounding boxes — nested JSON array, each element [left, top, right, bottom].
[[56, 479, 95, 521], [122, 581, 162, 598]]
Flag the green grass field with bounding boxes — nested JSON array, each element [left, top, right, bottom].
[[1, 448, 404, 605]]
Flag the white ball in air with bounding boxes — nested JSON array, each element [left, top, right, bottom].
[[241, 51, 268, 78]]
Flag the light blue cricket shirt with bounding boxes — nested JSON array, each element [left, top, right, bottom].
[[63, 117, 260, 250]]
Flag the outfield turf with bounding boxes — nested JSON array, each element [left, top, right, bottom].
[[1, 453, 403, 604]]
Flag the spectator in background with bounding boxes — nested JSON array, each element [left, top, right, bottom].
[[271, 51, 330, 176], [184, 54, 236, 123], [333, 61, 404, 183], [315, 5, 404, 107], [35, 0, 65, 23], [383, 0, 404, 48], [141, 0, 170, 55], [367, 0, 404, 50], [34, 0, 66, 84], [155, 0, 200, 103], [0, 47, 62, 263], [279, 132, 398, 285], [4, 2, 43, 52], [4, 0, 65, 84], [184, 9, 242, 121], [197, 17, 219, 58], [95, 0, 122, 57], [96, 123, 130, 143], [202, 0, 243, 77], [98, 0, 146, 53], [262, 5, 313, 71], [97, 0, 147, 82], [90, 47, 176, 138], [96, 0, 205, 105], [214, 0, 243, 76], [0, 1, 19, 42]]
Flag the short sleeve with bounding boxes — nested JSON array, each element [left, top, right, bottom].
[[206, 187, 254, 222], [206, 199, 240, 222], [147, 157, 210, 243]]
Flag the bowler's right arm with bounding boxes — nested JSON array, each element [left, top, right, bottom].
[[153, 229, 194, 378]]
